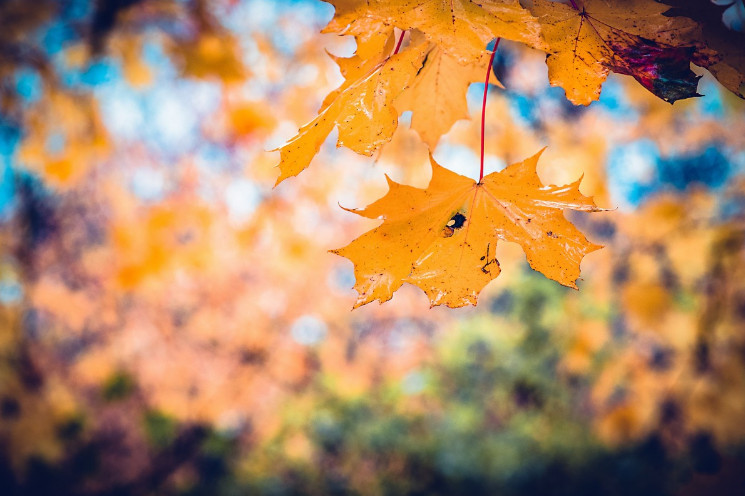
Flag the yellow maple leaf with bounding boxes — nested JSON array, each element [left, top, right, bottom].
[[324, 29, 496, 148], [324, 0, 543, 62], [528, 0, 701, 105], [332, 149, 602, 308], [274, 40, 428, 185], [322, 8, 395, 61], [396, 41, 500, 148], [320, 22, 396, 111]]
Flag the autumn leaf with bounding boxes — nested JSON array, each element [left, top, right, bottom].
[[273, 39, 427, 185], [528, 0, 702, 105], [332, 149, 603, 308], [323, 0, 543, 62], [322, 7, 395, 61], [395, 40, 500, 148], [660, 0, 745, 99], [320, 21, 396, 111], [322, 28, 499, 149]]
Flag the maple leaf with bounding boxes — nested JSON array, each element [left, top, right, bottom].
[[323, 0, 544, 62], [528, 0, 702, 105], [395, 39, 500, 148], [322, 7, 395, 61], [332, 150, 603, 308], [320, 21, 396, 111], [321, 29, 499, 149], [660, 0, 745, 99], [273, 38, 427, 185]]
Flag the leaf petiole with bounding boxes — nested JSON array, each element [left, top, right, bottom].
[[393, 30, 406, 55], [479, 38, 500, 183]]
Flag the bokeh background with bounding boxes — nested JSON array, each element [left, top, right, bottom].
[[1, 0, 745, 494]]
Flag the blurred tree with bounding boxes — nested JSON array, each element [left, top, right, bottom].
[[0, 1, 744, 495]]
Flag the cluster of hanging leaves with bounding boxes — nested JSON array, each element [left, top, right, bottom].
[[274, 0, 745, 308]]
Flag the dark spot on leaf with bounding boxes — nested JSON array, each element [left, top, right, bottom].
[[448, 213, 466, 228], [442, 213, 466, 237]]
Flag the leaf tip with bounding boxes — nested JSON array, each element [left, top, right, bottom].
[[384, 173, 399, 188], [337, 201, 359, 214]]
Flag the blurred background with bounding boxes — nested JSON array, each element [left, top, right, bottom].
[[1, 0, 745, 494]]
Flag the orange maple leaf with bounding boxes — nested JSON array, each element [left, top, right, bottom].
[[395, 38, 500, 148], [332, 150, 603, 308], [324, 0, 543, 62], [528, 0, 701, 105], [323, 28, 499, 149], [273, 38, 427, 185]]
